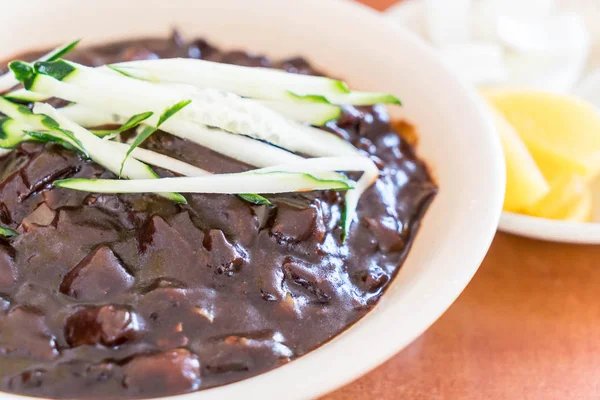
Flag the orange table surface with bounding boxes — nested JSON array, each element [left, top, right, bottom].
[[322, 1, 600, 399]]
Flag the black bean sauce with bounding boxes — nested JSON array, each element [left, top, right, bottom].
[[0, 33, 437, 399]]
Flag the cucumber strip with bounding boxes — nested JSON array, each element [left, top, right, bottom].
[[91, 129, 119, 137], [253, 156, 377, 175], [109, 59, 401, 105], [54, 171, 354, 195], [16, 60, 358, 157], [0, 97, 87, 154], [50, 107, 271, 205], [108, 140, 210, 177], [238, 194, 272, 205], [32, 103, 186, 204], [0, 117, 30, 148], [341, 166, 379, 242], [113, 112, 154, 133], [252, 155, 379, 241], [0, 226, 18, 238], [25, 130, 83, 153], [4, 89, 50, 103], [56, 104, 307, 167], [105, 140, 270, 205], [59, 103, 124, 127], [257, 99, 341, 126], [109, 58, 348, 100], [120, 100, 191, 176], [156, 82, 342, 126], [291, 91, 401, 107], [0, 40, 80, 94]]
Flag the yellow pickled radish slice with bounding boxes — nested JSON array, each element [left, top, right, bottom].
[[525, 174, 587, 220], [563, 187, 593, 222], [483, 89, 600, 179], [486, 103, 550, 212]]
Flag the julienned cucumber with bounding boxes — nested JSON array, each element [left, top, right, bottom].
[[12, 60, 358, 158], [0, 97, 87, 155], [252, 156, 380, 242], [57, 104, 308, 168], [106, 136, 271, 205], [109, 59, 346, 100], [293, 91, 402, 107], [120, 100, 191, 176], [258, 99, 341, 126], [0, 40, 80, 94], [4, 89, 50, 103], [54, 171, 354, 194], [32, 102, 186, 204], [56, 105, 348, 184], [57, 106, 354, 210], [0, 117, 29, 148], [109, 59, 401, 105]]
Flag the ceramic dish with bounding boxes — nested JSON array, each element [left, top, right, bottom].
[[0, 0, 504, 398]]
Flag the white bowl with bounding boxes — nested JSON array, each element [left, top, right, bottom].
[[0, 0, 505, 399]]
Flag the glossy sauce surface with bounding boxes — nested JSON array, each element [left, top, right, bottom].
[[0, 34, 436, 399]]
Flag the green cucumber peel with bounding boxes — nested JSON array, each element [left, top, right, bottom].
[[158, 100, 191, 126], [273, 172, 353, 189], [0, 117, 28, 148], [9, 61, 35, 89], [25, 127, 85, 154], [10, 59, 77, 91], [0, 40, 79, 94], [24, 130, 78, 152], [286, 92, 332, 104], [106, 65, 140, 79], [120, 125, 155, 177], [262, 93, 342, 125], [0, 97, 88, 156], [162, 192, 188, 204], [341, 204, 349, 243], [238, 194, 272, 205], [334, 80, 351, 94], [114, 112, 153, 134], [35, 60, 76, 82], [91, 129, 119, 138], [45, 40, 81, 62], [4, 89, 49, 103], [290, 90, 401, 106], [119, 100, 191, 177], [0, 226, 18, 238]]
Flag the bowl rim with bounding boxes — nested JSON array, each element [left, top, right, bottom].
[[0, 1, 505, 399]]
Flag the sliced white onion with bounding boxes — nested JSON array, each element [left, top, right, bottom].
[[424, 0, 472, 47], [438, 43, 508, 85], [497, 13, 589, 54], [575, 68, 600, 108], [478, 0, 556, 19]]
